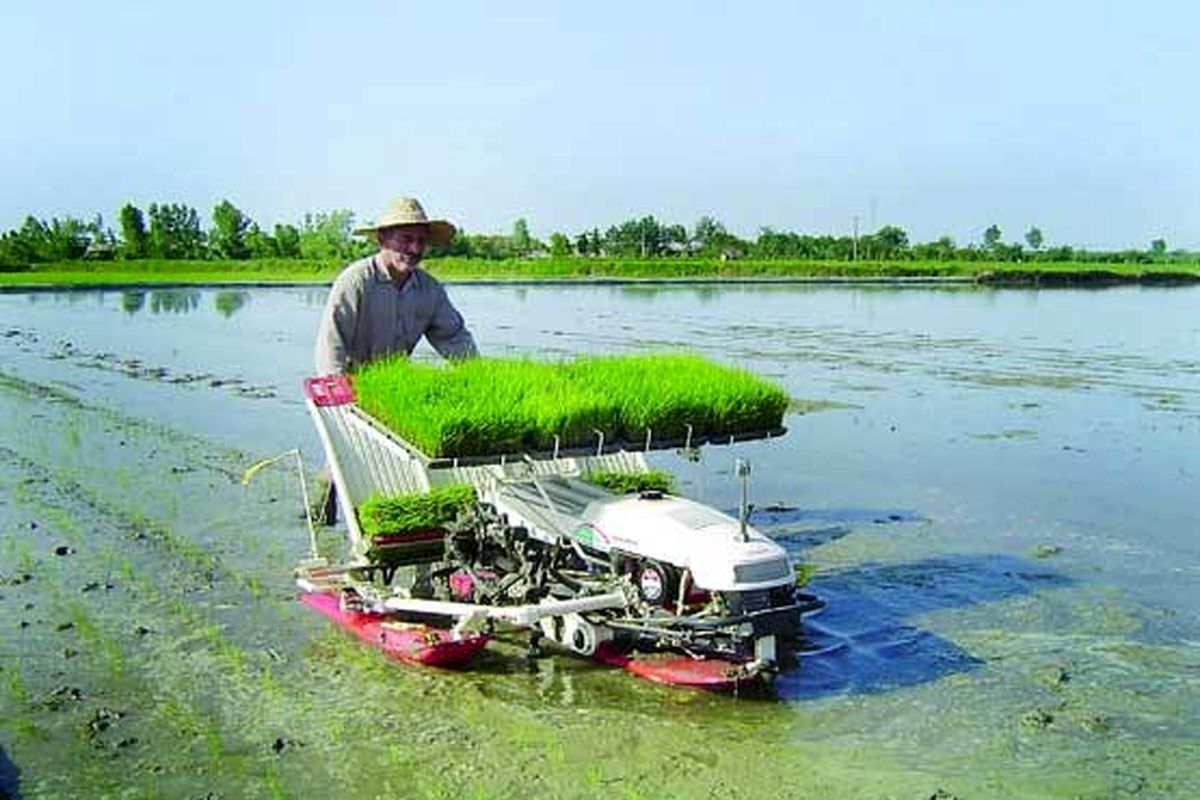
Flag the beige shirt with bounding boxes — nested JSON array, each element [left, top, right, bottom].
[[314, 256, 477, 375]]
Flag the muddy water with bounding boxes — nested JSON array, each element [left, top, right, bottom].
[[1, 284, 1198, 799]]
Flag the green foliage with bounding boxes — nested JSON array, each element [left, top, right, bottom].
[[431, 227, 544, 260], [82, 213, 117, 259], [912, 235, 957, 261], [602, 215, 685, 257], [352, 354, 791, 458], [872, 225, 909, 258], [465, 233, 520, 259], [0, 215, 90, 264], [244, 224, 278, 258], [147, 203, 205, 259], [983, 224, 1003, 251], [118, 203, 148, 260], [574, 228, 602, 256], [548, 232, 572, 257], [48, 217, 91, 260], [4, 199, 1200, 271], [754, 227, 846, 259], [209, 199, 253, 259], [754, 225, 913, 261], [692, 215, 743, 257], [584, 469, 674, 494], [357, 483, 476, 538], [511, 218, 533, 255], [273, 223, 301, 258], [1025, 226, 1044, 251], [299, 210, 358, 260]]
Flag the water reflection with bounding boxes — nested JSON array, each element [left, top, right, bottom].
[[777, 554, 1069, 700], [214, 290, 249, 318], [149, 289, 201, 314], [121, 291, 145, 314], [300, 289, 329, 307], [0, 744, 19, 800], [112, 289, 207, 315], [615, 284, 720, 304], [122, 289, 229, 316]]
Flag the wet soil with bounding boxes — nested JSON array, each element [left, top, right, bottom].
[[2, 286, 1199, 799]]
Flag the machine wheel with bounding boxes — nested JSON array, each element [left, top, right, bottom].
[[636, 560, 677, 606]]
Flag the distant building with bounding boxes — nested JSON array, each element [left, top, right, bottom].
[[84, 241, 116, 260]]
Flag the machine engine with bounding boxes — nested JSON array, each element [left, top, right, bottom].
[[416, 478, 807, 670]]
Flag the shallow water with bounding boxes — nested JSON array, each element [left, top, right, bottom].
[[1, 283, 1198, 798]]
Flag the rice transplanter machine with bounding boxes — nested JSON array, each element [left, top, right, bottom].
[[289, 374, 817, 689]]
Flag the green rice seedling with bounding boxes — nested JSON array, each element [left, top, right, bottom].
[[573, 354, 789, 440], [16, 543, 37, 574], [244, 574, 265, 600], [354, 358, 533, 455], [5, 667, 30, 703], [352, 353, 788, 458], [357, 484, 476, 566], [584, 469, 675, 495], [13, 719, 44, 742], [203, 721, 227, 761], [357, 484, 477, 539]]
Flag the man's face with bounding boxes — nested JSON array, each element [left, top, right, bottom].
[[377, 224, 429, 275]]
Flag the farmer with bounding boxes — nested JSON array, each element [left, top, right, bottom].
[[312, 196, 477, 523], [314, 196, 477, 375]]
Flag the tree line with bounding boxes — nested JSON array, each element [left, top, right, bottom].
[[0, 199, 1193, 267], [0, 202, 360, 265]]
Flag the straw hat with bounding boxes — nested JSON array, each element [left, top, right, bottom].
[[353, 197, 456, 246]]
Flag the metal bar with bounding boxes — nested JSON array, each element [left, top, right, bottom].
[[306, 400, 366, 548], [379, 590, 627, 627]]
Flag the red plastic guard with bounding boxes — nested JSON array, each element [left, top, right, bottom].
[[304, 375, 356, 406], [300, 592, 488, 667]]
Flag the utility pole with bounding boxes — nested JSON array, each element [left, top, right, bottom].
[[852, 215, 860, 262]]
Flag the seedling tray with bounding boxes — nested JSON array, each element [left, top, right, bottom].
[[350, 354, 789, 461]]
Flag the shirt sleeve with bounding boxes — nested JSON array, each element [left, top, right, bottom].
[[314, 272, 360, 375], [426, 283, 478, 360]]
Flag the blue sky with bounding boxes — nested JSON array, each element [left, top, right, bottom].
[[2, 1, 1197, 249]]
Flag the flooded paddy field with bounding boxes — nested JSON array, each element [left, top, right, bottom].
[[1, 284, 1198, 799]]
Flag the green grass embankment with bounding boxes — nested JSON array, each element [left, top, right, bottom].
[[0, 258, 342, 286], [431, 257, 1200, 283], [1, 256, 1198, 287]]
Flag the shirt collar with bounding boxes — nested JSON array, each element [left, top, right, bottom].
[[369, 255, 423, 291]]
